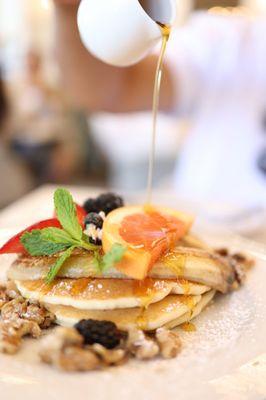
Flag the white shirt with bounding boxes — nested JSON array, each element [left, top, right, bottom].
[[168, 12, 266, 207]]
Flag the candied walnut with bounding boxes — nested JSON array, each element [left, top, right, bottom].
[[155, 327, 182, 359], [216, 249, 254, 289], [22, 302, 55, 328], [1, 298, 55, 328], [5, 281, 20, 300], [15, 319, 41, 338], [126, 329, 159, 360], [56, 346, 100, 372], [91, 343, 127, 366], [0, 282, 21, 311], [39, 327, 100, 372], [39, 327, 83, 364], [1, 298, 29, 321], [232, 253, 247, 263], [0, 287, 10, 310], [216, 248, 229, 257], [0, 319, 41, 354], [0, 321, 22, 354], [233, 262, 246, 286], [229, 252, 254, 287]]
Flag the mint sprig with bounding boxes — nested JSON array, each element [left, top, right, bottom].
[[21, 230, 68, 256], [20, 188, 126, 282], [54, 188, 82, 240], [46, 246, 75, 283]]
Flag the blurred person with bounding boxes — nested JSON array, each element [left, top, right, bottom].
[[0, 68, 33, 208], [9, 49, 86, 184], [53, 1, 266, 210]]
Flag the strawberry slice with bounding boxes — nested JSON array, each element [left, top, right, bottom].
[[0, 218, 61, 255], [1, 203, 87, 255], [75, 204, 87, 227]]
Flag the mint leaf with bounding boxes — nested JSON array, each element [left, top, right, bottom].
[[20, 188, 102, 281], [46, 246, 75, 283], [95, 243, 126, 273], [21, 230, 68, 256], [41, 227, 78, 246], [54, 188, 82, 240]]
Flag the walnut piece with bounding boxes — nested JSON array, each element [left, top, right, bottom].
[[91, 343, 127, 366], [0, 321, 22, 354], [0, 287, 10, 310], [39, 327, 83, 363], [55, 346, 100, 372], [216, 249, 254, 289], [0, 283, 54, 355], [39, 327, 100, 371], [1, 298, 55, 328], [5, 281, 21, 300], [126, 329, 159, 360], [155, 327, 182, 359], [0, 281, 22, 311], [0, 319, 41, 354]]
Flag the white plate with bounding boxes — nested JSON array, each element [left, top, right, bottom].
[[1, 227, 266, 400]]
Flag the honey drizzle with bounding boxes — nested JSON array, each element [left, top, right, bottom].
[[162, 250, 187, 277], [179, 278, 191, 295], [133, 279, 157, 329], [180, 322, 196, 332], [179, 295, 196, 310], [146, 23, 171, 204]]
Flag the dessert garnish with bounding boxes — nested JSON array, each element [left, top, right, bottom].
[[38, 321, 181, 371], [83, 193, 124, 215], [0, 188, 254, 372], [1, 188, 126, 283], [84, 211, 105, 245], [74, 319, 124, 349]]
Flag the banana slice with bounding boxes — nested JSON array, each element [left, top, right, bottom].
[[45, 294, 203, 331], [152, 247, 234, 293], [10, 246, 234, 293], [15, 278, 210, 310]]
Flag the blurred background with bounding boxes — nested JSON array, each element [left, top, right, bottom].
[[0, 0, 265, 241]]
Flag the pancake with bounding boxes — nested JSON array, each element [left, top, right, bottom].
[[164, 289, 216, 329], [45, 293, 205, 331], [15, 278, 210, 310], [9, 246, 234, 293]]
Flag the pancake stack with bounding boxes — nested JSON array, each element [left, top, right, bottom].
[[8, 240, 236, 331], [2, 190, 243, 332]]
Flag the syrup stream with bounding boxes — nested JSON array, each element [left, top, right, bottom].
[[146, 23, 171, 204]]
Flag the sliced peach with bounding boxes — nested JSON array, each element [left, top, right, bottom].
[[102, 205, 194, 280]]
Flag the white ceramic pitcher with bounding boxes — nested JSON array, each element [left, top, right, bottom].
[[77, 0, 176, 67]]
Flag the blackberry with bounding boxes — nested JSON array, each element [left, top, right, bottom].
[[83, 198, 100, 214], [96, 193, 124, 215], [84, 212, 104, 246], [74, 319, 124, 349], [84, 212, 104, 230], [83, 193, 124, 215]]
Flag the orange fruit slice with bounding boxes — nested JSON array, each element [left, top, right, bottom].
[[102, 205, 194, 280]]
